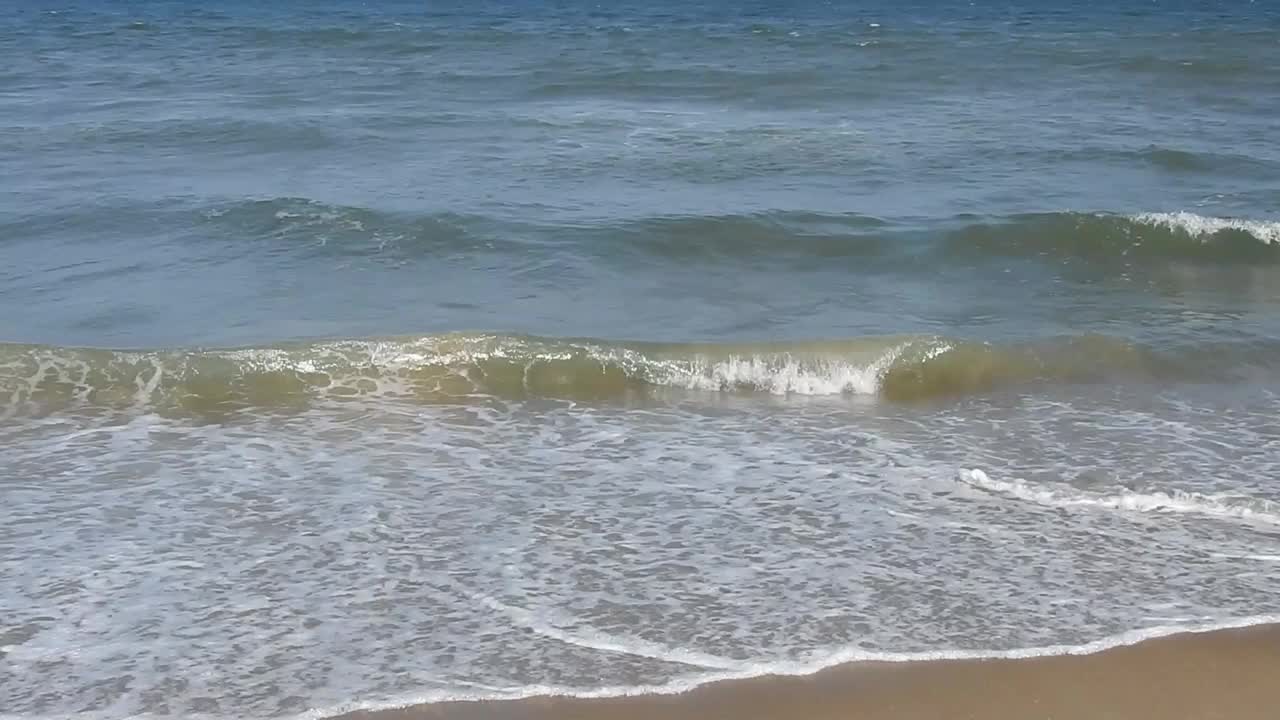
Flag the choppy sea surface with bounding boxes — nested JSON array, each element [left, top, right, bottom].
[[3, 1, 1280, 717]]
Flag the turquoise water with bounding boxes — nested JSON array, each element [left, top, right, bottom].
[[3, 2, 1280, 717]]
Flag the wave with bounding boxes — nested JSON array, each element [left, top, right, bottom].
[[2, 332, 1275, 416], [1133, 147, 1279, 177], [1129, 212, 1280, 245], [202, 197, 483, 252], [595, 212, 893, 261], [956, 469, 1280, 527], [941, 211, 1280, 263], [208, 202, 1280, 264], [16, 196, 1279, 267], [61, 117, 341, 153], [1110, 53, 1260, 80], [289, 615, 1280, 720]]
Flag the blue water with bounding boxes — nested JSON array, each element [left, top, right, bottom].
[[3, 0, 1280, 347], [2, 2, 1280, 718]]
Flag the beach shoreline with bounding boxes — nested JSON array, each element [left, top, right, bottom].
[[330, 623, 1280, 720]]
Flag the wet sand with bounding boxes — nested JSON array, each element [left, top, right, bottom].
[[333, 623, 1280, 720]]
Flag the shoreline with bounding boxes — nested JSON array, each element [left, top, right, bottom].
[[330, 622, 1280, 720]]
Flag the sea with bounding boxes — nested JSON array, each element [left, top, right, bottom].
[[2, 1, 1280, 718]]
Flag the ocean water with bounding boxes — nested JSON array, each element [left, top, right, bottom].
[[3, 1, 1280, 717]]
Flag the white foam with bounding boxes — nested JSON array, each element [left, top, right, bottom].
[[0, 337, 962, 410], [666, 354, 887, 395], [768, 614, 1280, 667], [474, 595, 746, 671], [320, 338, 923, 397], [957, 469, 1280, 527], [1130, 211, 1280, 243], [7, 389, 1279, 720], [0, 348, 97, 417], [654, 342, 950, 396], [1211, 552, 1280, 562], [294, 614, 1280, 720], [132, 358, 164, 408]]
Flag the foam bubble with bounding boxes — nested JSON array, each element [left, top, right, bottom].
[[1210, 552, 1280, 562], [6, 392, 1279, 719], [659, 352, 897, 395], [957, 468, 1280, 527], [1130, 211, 1280, 244], [474, 594, 746, 670]]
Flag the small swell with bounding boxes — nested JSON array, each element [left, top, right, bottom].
[[1132, 147, 1279, 177], [25, 199, 1278, 269], [597, 212, 893, 262], [956, 469, 1280, 528], [557, 208, 1280, 267], [198, 197, 494, 259], [942, 211, 1280, 263]]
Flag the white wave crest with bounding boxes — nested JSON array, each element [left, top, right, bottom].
[[1130, 211, 1280, 244], [661, 354, 888, 395], [957, 469, 1280, 527], [650, 342, 953, 396], [411, 337, 950, 396]]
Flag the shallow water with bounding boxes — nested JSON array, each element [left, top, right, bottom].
[[2, 1, 1280, 717]]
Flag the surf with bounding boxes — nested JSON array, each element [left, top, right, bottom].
[[4, 332, 1277, 416]]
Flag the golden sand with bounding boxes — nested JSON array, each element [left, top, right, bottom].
[[333, 623, 1280, 720]]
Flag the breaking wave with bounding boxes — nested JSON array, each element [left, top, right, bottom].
[[1130, 212, 1280, 244], [1, 332, 1274, 416]]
